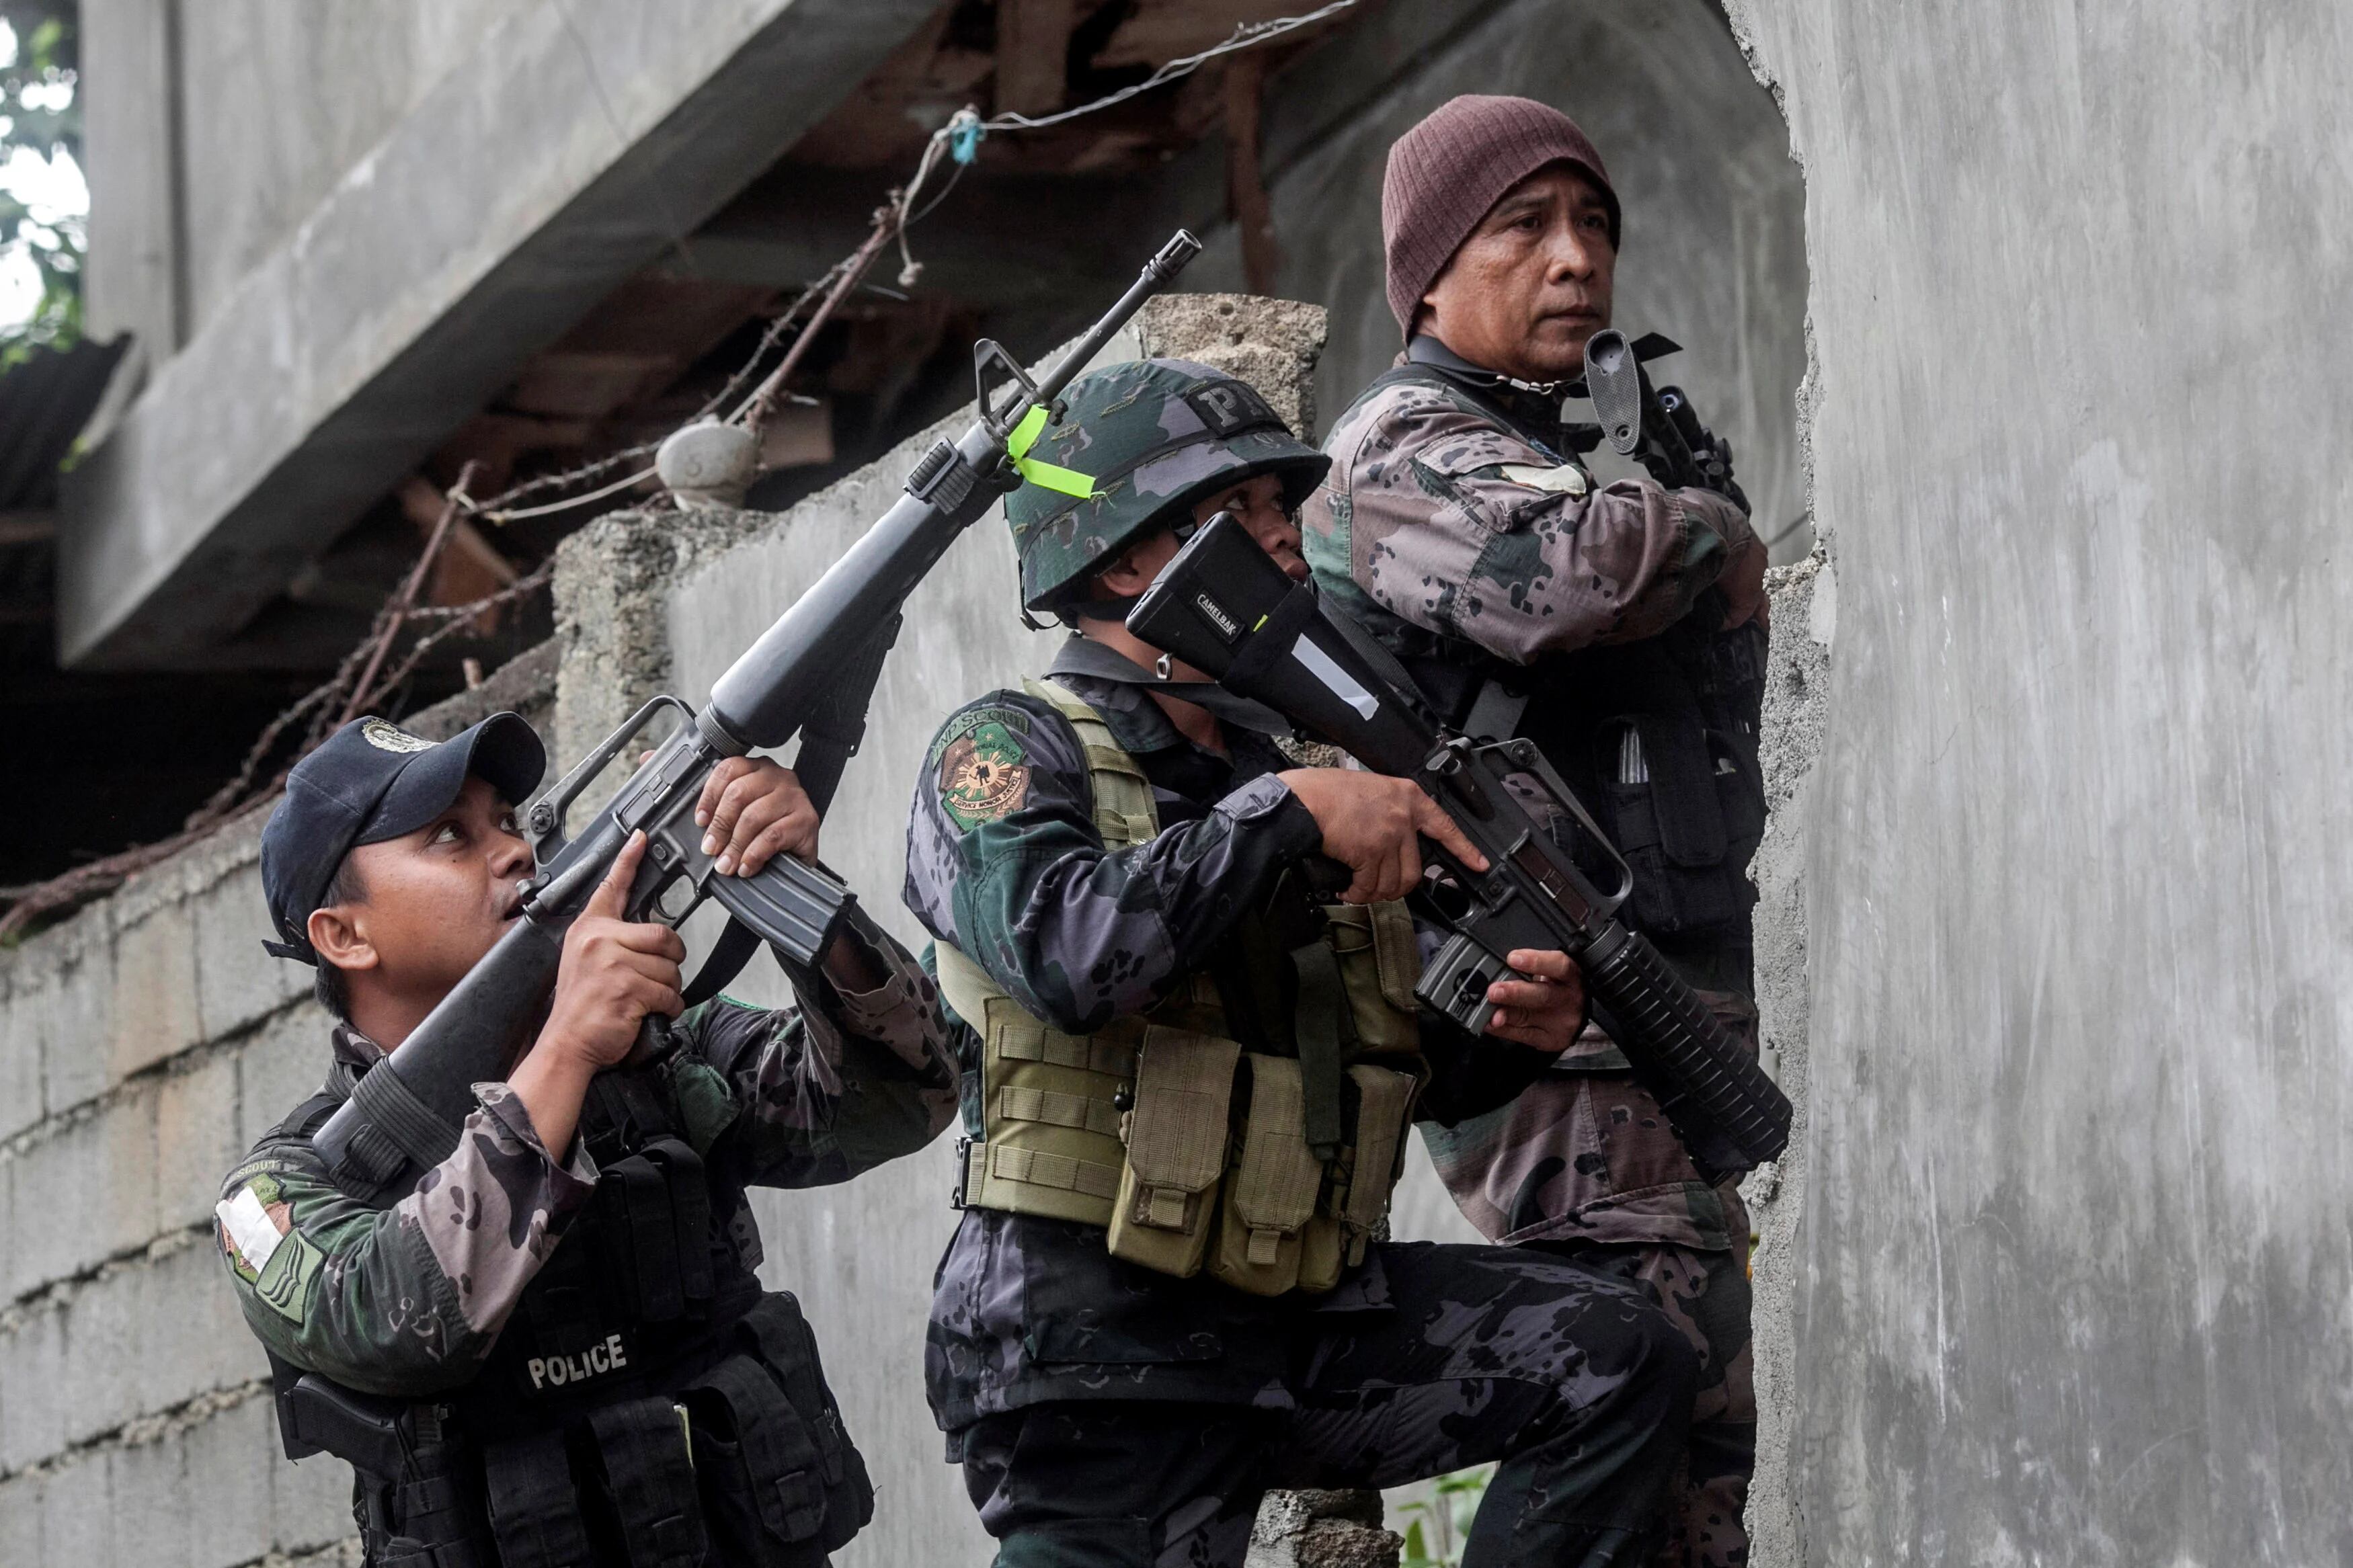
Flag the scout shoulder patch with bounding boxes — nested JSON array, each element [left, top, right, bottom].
[[926, 702, 1033, 769], [935, 707, 1032, 831], [217, 1180, 321, 1319]]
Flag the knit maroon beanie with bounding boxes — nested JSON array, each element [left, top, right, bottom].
[[1382, 95, 1619, 336]]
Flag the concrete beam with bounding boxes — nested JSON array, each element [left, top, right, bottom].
[[58, 0, 939, 669]]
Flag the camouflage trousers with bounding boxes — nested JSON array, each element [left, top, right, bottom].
[[955, 1240, 1698, 1568], [1529, 1237, 1755, 1568]]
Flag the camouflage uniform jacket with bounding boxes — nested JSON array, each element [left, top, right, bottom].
[[904, 650, 1554, 1430], [1303, 345, 1762, 1254], [1300, 339, 1757, 663], [216, 908, 957, 1397]]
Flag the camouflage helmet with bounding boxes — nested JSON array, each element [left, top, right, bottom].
[[1006, 356, 1331, 612]]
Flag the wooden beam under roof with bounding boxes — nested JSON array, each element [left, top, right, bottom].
[[997, 0, 1077, 117], [0, 510, 56, 546]]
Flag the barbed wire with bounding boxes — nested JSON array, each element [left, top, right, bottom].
[[0, 0, 1357, 938]]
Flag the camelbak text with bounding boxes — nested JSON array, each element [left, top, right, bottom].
[[1195, 592, 1239, 638]]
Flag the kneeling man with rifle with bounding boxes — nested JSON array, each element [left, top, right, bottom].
[[907, 354, 1706, 1567]]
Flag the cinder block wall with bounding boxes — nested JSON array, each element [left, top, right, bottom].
[[0, 650, 554, 1567]]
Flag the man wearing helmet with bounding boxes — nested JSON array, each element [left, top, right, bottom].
[[902, 354, 1704, 1567], [1304, 95, 1775, 1567]]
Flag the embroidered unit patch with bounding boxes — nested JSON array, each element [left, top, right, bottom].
[[252, 1229, 326, 1323], [939, 719, 1031, 830]]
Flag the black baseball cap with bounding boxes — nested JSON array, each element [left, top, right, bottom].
[[259, 713, 546, 964]]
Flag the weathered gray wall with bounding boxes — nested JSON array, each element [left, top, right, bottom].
[[1727, 0, 2353, 1560], [1739, 544, 1832, 1567], [1185, 0, 1812, 557], [0, 651, 555, 1567], [173, 1, 539, 337]]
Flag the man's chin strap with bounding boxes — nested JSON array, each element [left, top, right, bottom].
[[1047, 635, 1295, 737], [1406, 333, 1576, 398], [1404, 334, 1604, 462]]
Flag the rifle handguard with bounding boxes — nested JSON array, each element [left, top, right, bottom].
[[1579, 922, 1789, 1178]]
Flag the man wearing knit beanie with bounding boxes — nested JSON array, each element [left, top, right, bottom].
[[1302, 95, 1772, 1568]]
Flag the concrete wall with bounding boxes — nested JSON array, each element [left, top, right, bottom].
[[1185, 0, 1812, 556], [0, 649, 555, 1567], [1726, 0, 2353, 1560], [175, 1, 540, 339]]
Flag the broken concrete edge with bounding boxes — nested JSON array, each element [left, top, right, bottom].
[[1247, 1487, 1400, 1568], [620, 290, 1326, 761], [551, 501, 777, 773], [1740, 538, 1831, 1568], [1137, 293, 1331, 438]]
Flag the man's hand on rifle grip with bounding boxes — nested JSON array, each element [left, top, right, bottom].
[[1276, 768, 1488, 905], [1481, 948, 1589, 1055], [511, 832, 686, 1152]]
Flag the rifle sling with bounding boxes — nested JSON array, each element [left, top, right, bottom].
[[681, 917, 762, 1011]]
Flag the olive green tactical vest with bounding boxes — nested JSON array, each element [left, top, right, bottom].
[[936, 678, 1426, 1296]]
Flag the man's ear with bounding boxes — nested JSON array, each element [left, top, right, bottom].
[[306, 903, 381, 974], [1094, 553, 1150, 600]]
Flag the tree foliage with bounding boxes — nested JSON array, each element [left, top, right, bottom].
[[0, 1, 79, 358]]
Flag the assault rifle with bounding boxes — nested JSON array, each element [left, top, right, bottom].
[[313, 230, 1205, 1192], [1577, 328, 1748, 513], [1127, 513, 1791, 1178]]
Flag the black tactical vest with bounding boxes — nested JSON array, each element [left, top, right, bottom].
[[268, 1055, 874, 1568], [1352, 362, 1769, 960]]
